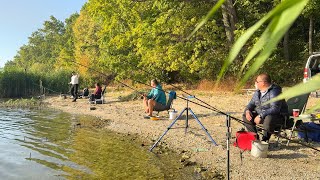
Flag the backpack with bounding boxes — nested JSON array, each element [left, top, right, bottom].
[[83, 88, 89, 96]]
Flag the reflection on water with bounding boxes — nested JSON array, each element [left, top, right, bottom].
[[0, 109, 194, 179], [0, 109, 68, 179]]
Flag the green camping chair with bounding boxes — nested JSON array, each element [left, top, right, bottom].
[[286, 93, 310, 118], [278, 93, 310, 145]]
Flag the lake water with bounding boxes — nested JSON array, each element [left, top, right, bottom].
[[0, 108, 195, 179]]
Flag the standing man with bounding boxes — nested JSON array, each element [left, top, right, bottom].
[[142, 79, 166, 118], [243, 73, 288, 141], [70, 72, 79, 102]]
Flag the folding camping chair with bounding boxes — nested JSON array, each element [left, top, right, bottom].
[[153, 91, 176, 116], [95, 85, 107, 104], [277, 93, 310, 145]]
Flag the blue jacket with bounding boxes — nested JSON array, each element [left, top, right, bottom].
[[245, 84, 288, 119], [147, 85, 167, 106]]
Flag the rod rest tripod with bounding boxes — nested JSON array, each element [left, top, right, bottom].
[[150, 95, 218, 151]]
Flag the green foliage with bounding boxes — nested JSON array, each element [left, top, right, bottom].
[[85, 0, 229, 83], [262, 54, 304, 85], [268, 74, 320, 104], [302, 0, 320, 17], [4, 0, 320, 96], [0, 70, 40, 98], [0, 68, 72, 98], [15, 16, 66, 68], [217, 0, 308, 88], [197, 0, 320, 113], [42, 69, 72, 94]]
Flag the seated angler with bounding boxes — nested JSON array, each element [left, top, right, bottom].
[[243, 73, 288, 142], [142, 79, 166, 118], [90, 83, 102, 101]]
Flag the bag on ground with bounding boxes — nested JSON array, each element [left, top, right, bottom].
[[297, 122, 320, 142], [234, 131, 257, 151]]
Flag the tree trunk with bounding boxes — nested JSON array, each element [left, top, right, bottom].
[[283, 32, 289, 61], [309, 16, 314, 55], [221, 0, 237, 46], [227, 0, 237, 32], [221, 4, 232, 44]]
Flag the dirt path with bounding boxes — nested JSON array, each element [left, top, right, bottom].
[[44, 90, 320, 179]]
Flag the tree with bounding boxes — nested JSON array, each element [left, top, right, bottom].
[[221, 0, 237, 45], [14, 16, 66, 72], [55, 13, 80, 70], [72, 8, 102, 83], [302, 0, 320, 54]]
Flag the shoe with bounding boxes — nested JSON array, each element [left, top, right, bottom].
[[143, 115, 152, 119], [150, 116, 160, 120], [72, 99, 76, 102], [261, 136, 269, 142]]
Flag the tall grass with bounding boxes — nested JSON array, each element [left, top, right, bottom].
[[0, 70, 71, 98]]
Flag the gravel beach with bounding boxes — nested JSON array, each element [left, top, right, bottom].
[[44, 90, 320, 179]]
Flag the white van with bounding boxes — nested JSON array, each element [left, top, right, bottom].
[[303, 53, 320, 83]]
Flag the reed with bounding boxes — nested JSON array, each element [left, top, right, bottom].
[[0, 70, 70, 98]]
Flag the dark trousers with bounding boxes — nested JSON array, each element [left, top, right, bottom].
[[243, 113, 284, 141], [71, 84, 79, 101]]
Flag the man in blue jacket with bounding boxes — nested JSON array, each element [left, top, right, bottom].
[[143, 79, 166, 118], [243, 73, 288, 141]]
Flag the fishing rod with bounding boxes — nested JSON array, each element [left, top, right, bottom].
[[70, 58, 320, 152], [72, 60, 274, 125], [30, 81, 62, 95], [71, 60, 144, 95], [81, 45, 225, 113], [72, 59, 226, 115], [77, 47, 287, 133], [122, 59, 228, 114], [80, 47, 268, 132], [127, 66, 320, 151], [129, 73, 320, 152]]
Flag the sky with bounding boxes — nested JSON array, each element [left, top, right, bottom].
[[0, 0, 87, 68]]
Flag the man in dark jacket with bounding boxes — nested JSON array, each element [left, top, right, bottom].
[[243, 73, 288, 141]]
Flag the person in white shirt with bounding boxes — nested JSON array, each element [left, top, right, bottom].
[[70, 72, 79, 102]]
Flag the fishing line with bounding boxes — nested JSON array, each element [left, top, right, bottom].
[[122, 59, 225, 112], [78, 46, 281, 123], [69, 56, 229, 118], [121, 60, 320, 152], [73, 59, 225, 116], [82, 45, 224, 113], [19, 79, 62, 96], [71, 60, 144, 95], [69, 58, 320, 152]]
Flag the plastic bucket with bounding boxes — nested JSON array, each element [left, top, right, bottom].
[[251, 140, 269, 158], [169, 110, 178, 120]]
